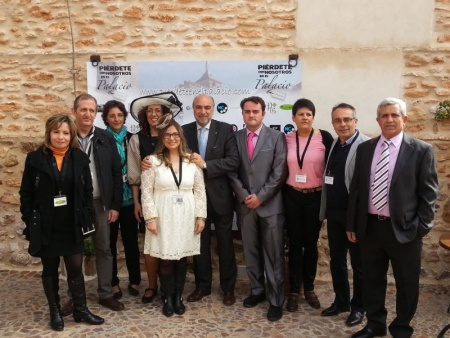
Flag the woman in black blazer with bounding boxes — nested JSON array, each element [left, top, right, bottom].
[[19, 114, 103, 331]]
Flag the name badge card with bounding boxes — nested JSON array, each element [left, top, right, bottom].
[[324, 176, 334, 185], [173, 195, 184, 204], [295, 174, 307, 183], [54, 196, 67, 207]]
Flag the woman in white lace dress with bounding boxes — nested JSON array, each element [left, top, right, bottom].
[[141, 116, 207, 317]]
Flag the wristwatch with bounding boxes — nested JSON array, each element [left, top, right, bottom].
[[197, 217, 207, 222]]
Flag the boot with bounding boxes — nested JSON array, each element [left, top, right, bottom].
[[173, 290, 185, 315], [162, 294, 175, 317], [67, 276, 104, 325], [42, 276, 64, 331], [173, 261, 187, 315]]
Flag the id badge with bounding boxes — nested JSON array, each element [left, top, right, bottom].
[[324, 176, 334, 185], [54, 196, 67, 207], [173, 195, 184, 204], [122, 174, 128, 183], [295, 174, 307, 183]]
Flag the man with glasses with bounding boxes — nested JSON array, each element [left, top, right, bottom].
[[319, 103, 369, 326]]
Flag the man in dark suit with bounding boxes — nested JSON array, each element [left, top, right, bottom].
[[228, 96, 287, 321], [183, 95, 239, 306], [319, 103, 369, 326], [347, 98, 438, 338]]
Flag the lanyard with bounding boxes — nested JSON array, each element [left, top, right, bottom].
[[51, 154, 68, 196], [295, 128, 314, 170], [169, 156, 183, 190]]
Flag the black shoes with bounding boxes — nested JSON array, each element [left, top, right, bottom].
[[321, 303, 350, 316], [267, 305, 283, 321], [350, 326, 387, 338], [346, 311, 365, 327], [173, 290, 186, 315], [142, 287, 158, 304], [243, 293, 266, 308], [128, 284, 139, 296], [113, 286, 122, 299]]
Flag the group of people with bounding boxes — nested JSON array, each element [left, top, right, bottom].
[[19, 93, 438, 338]]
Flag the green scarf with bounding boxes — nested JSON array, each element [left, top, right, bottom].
[[107, 126, 132, 206]]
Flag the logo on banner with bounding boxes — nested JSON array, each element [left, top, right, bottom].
[[270, 125, 281, 131], [284, 124, 295, 134], [217, 103, 228, 114]]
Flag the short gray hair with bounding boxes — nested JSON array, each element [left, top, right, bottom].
[[377, 98, 407, 118]]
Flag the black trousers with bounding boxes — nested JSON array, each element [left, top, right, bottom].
[[192, 198, 237, 293], [110, 204, 141, 287], [361, 216, 422, 338], [284, 186, 322, 293], [327, 209, 363, 311]]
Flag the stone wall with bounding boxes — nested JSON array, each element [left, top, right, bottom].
[[0, 0, 449, 284]]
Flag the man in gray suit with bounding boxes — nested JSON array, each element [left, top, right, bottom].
[[183, 95, 239, 306], [319, 103, 369, 326], [228, 96, 287, 321], [347, 98, 438, 338]]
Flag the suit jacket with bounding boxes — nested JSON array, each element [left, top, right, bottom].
[[319, 131, 370, 221], [347, 133, 438, 243], [228, 125, 288, 217], [182, 119, 239, 216]]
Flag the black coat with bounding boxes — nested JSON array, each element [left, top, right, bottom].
[[19, 147, 94, 247], [91, 128, 123, 211]]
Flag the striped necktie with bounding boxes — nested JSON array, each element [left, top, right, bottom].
[[372, 140, 391, 211]]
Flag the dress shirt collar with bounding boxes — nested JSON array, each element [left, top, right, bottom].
[[197, 121, 211, 131], [380, 131, 403, 149], [246, 125, 263, 137]]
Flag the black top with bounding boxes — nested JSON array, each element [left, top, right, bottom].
[[326, 142, 352, 210]]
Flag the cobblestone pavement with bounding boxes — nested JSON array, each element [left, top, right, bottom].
[[1, 269, 449, 338]]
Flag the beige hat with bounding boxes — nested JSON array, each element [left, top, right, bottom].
[[129, 92, 182, 121]]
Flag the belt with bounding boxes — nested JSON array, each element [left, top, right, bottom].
[[289, 185, 322, 193], [368, 213, 390, 221]]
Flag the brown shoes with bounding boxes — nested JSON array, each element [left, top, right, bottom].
[[223, 292, 236, 306], [304, 290, 321, 309], [186, 289, 211, 302], [286, 293, 299, 312], [98, 296, 125, 311]]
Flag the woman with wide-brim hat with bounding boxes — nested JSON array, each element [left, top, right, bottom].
[[127, 93, 182, 304]]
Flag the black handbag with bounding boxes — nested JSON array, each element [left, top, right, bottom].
[[28, 208, 42, 255]]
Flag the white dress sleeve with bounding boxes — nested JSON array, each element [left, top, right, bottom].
[[193, 163, 207, 218], [141, 156, 158, 220]]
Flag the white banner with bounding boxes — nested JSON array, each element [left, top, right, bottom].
[[87, 60, 302, 133]]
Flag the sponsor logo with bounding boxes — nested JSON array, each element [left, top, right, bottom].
[[270, 125, 281, 131], [217, 103, 228, 114], [284, 124, 295, 134]]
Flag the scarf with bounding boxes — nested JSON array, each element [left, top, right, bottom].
[[107, 126, 132, 206], [49, 145, 69, 171]]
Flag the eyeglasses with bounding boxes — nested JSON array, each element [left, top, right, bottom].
[[332, 117, 355, 124], [147, 108, 162, 115], [163, 133, 180, 139]]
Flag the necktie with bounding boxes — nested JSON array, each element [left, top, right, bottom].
[[198, 127, 207, 159], [247, 132, 256, 160], [372, 140, 390, 211]]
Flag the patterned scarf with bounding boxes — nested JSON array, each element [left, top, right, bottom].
[[107, 126, 132, 206]]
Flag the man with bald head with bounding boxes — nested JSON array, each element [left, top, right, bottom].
[[182, 95, 239, 306]]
